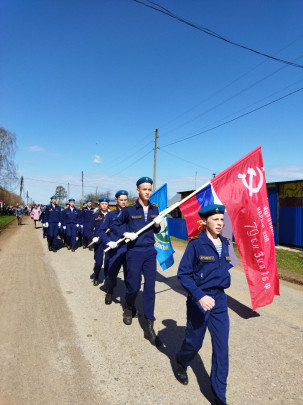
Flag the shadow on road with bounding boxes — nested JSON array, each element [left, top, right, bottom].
[[157, 319, 215, 403]]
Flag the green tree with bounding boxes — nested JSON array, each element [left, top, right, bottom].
[[0, 127, 18, 189]]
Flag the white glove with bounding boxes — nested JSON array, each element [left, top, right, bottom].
[[92, 237, 99, 243], [45, 222, 49, 228], [124, 232, 138, 241], [107, 241, 118, 249], [76, 224, 79, 227], [58, 222, 61, 227], [153, 215, 163, 225], [80, 225, 83, 228], [42, 223, 45, 227], [63, 226, 66, 230]]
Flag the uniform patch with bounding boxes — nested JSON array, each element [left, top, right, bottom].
[[226, 257, 231, 260], [150, 215, 157, 218], [131, 215, 142, 219], [200, 256, 215, 260]]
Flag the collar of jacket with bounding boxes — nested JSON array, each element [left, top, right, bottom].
[[198, 230, 228, 246], [135, 199, 154, 209]]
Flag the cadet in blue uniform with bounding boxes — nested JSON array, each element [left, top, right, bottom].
[[39, 206, 48, 238], [174, 204, 233, 405], [45, 196, 62, 252], [88, 197, 110, 285], [62, 198, 81, 252], [81, 199, 94, 248], [110, 177, 162, 346], [98, 190, 129, 305]]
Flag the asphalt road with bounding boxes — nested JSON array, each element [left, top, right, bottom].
[[0, 216, 302, 405]]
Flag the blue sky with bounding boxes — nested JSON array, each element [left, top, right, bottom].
[[1, 0, 302, 203]]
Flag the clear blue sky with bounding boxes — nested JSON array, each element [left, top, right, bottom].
[[1, 0, 302, 203]]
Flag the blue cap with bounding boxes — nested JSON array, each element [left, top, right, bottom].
[[99, 197, 110, 203], [198, 204, 225, 218], [115, 190, 128, 198], [68, 198, 75, 202], [136, 177, 153, 187], [86, 199, 92, 202], [50, 195, 57, 199]]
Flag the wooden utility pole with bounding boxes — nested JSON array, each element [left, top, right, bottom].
[[19, 176, 24, 203], [67, 183, 70, 201], [153, 128, 158, 192], [81, 171, 84, 202]]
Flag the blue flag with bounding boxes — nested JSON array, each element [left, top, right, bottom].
[[150, 184, 175, 270]]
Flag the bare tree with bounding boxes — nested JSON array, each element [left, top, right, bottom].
[[55, 185, 67, 204], [0, 127, 18, 189]]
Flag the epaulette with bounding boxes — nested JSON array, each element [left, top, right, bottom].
[[151, 203, 158, 207], [189, 236, 198, 241], [127, 202, 136, 207]]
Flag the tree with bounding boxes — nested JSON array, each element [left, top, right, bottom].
[[55, 185, 67, 204], [0, 127, 18, 190]]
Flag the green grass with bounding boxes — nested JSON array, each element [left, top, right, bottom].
[[275, 249, 303, 274], [171, 236, 188, 245], [234, 244, 303, 274], [0, 216, 16, 229]]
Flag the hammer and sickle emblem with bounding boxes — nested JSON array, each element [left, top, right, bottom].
[[238, 167, 264, 197]]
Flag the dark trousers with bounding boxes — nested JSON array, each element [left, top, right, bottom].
[[66, 224, 77, 246], [93, 242, 104, 276], [48, 223, 59, 246], [125, 248, 157, 320], [105, 249, 128, 291], [177, 290, 229, 404]]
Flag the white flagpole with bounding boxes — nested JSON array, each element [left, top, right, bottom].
[[103, 180, 211, 252]]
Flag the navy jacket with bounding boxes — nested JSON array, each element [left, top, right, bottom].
[[81, 206, 94, 227], [178, 230, 233, 302], [45, 204, 62, 223], [111, 199, 160, 250], [62, 207, 81, 226], [97, 207, 128, 251], [87, 210, 108, 241]]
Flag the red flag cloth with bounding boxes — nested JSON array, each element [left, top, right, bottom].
[[211, 146, 279, 310]]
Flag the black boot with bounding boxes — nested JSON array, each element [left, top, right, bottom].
[[71, 245, 76, 252], [67, 244, 71, 250], [52, 246, 57, 252], [174, 355, 188, 385], [48, 241, 52, 251], [93, 274, 99, 286], [144, 319, 161, 346], [123, 302, 133, 325], [105, 289, 113, 305], [214, 397, 227, 405]]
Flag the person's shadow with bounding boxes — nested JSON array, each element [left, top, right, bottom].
[[157, 319, 215, 403]]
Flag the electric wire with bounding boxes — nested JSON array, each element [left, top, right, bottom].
[[159, 86, 303, 148], [131, 0, 303, 69]]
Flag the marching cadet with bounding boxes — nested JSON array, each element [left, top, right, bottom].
[[62, 198, 81, 252], [110, 177, 163, 346], [88, 197, 110, 286], [174, 204, 233, 405], [45, 196, 62, 252], [39, 206, 48, 238], [97, 190, 129, 305], [81, 199, 94, 248]]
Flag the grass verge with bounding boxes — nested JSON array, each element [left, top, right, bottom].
[[0, 216, 16, 230]]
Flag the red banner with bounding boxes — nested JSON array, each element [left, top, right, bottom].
[[211, 146, 279, 310]]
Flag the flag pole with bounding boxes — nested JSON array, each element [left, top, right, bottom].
[[103, 180, 211, 252]]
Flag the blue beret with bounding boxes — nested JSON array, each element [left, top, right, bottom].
[[136, 177, 153, 187], [86, 199, 92, 202], [68, 198, 75, 202], [50, 195, 57, 199], [115, 190, 128, 198], [99, 197, 110, 203], [199, 204, 225, 218]]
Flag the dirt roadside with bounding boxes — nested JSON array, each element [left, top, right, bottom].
[[0, 217, 302, 405]]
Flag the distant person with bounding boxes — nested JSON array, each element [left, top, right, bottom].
[[15, 204, 23, 225], [31, 204, 41, 228], [45, 196, 62, 252]]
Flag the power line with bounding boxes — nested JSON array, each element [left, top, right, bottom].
[[130, 0, 303, 69], [159, 148, 215, 173], [159, 86, 303, 148], [109, 149, 154, 177]]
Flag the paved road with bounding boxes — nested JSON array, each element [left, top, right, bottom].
[[0, 216, 302, 405]]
